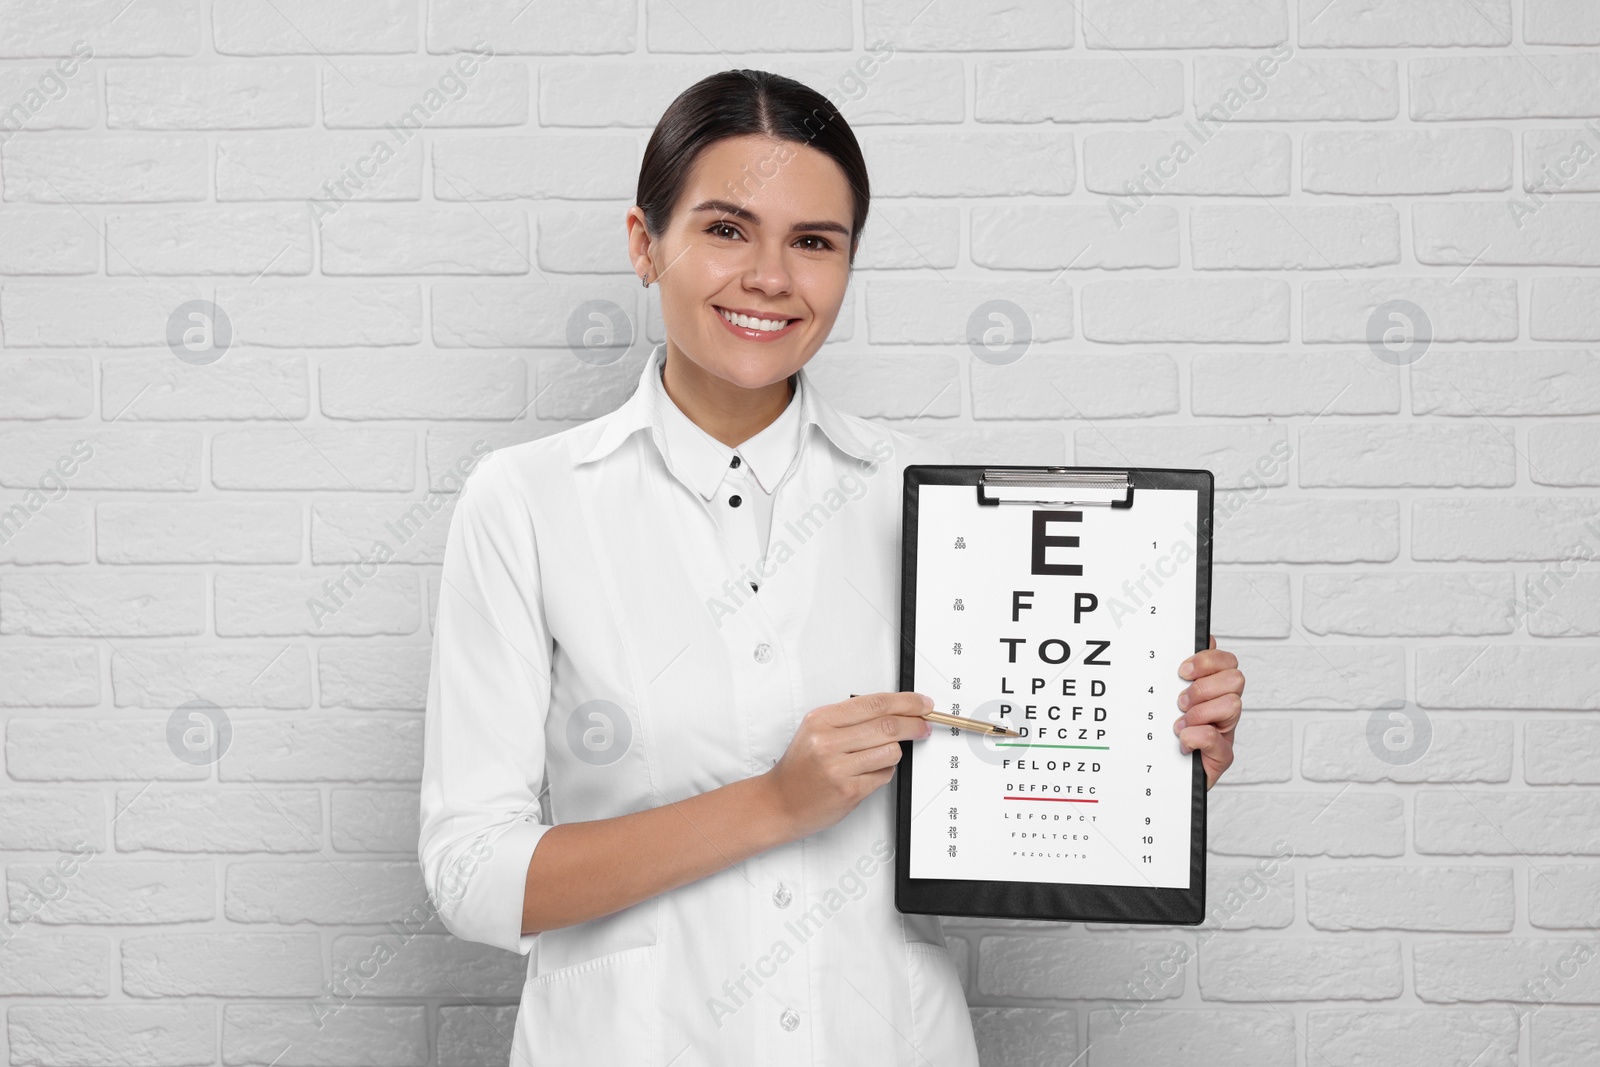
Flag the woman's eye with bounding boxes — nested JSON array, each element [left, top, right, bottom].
[[705, 224, 833, 251]]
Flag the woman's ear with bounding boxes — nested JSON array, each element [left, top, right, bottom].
[[625, 207, 655, 280]]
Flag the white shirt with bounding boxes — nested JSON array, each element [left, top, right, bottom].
[[653, 353, 803, 576], [419, 341, 979, 1066]]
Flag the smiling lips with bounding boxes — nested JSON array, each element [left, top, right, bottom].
[[714, 305, 801, 341]]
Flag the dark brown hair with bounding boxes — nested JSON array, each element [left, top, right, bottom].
[[636, 69, 870, 266]]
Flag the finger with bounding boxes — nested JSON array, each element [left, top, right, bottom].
[[1178, 646, 1238, 680], [861, 762, 899, 789], [849, 734, 918, 777], [1174, 720, 1217, 752], [1178, 668, 1245, 711], [1176, 692, 1243, 734], [1176, 721, 1232, 771], [1178, 722, 1235, 789], [838, 707, 933, 755], [1193, 647, 1239, 675], [838, 691, 934, 728]]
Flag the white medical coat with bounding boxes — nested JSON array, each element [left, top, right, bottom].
[[419, 341, 980, 1066]]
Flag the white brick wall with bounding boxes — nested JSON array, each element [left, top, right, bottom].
[[1, 1, 1598, 1065]]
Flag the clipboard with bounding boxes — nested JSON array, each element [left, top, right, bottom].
[[894, 465, 1214, 926]]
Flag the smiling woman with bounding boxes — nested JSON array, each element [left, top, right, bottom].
[[417, 68, 985, 1067], [625, 69, 869, 447]]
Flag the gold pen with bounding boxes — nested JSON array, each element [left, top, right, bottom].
[[850, 696, 1024, 738], [923, 709, 1024, 738]]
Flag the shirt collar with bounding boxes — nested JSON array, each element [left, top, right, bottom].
[[655, 349, 801, 498], [575, 342, 884, 491]]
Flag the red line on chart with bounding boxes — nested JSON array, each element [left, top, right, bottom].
[[1003, 796, 1099, 803]]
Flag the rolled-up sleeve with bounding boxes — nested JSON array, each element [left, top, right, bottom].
[[419, 449, 554, 956]]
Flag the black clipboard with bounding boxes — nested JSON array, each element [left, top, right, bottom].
[[894, 465, 1214, 926]]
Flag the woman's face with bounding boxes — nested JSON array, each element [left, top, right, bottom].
[[629, 133, 856, 391]]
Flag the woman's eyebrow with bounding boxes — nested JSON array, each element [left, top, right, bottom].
[[690, 198, 851, 237]]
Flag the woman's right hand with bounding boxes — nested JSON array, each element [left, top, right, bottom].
[[761, 691, 935, 840]]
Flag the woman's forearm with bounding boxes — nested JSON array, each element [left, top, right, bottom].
[[519, 771, 797, 936]]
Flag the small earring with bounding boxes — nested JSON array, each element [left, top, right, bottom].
[[641, 274, 650, 288]]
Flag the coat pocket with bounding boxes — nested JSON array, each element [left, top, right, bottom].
[[532, 894, 660, 977], [515, 943, 660, 1065], [904, 940, 981, 1067]]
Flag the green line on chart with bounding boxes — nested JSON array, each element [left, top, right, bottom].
[[995, 743, 1110, 749]]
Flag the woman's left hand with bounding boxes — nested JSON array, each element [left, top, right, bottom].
[[1174, 634, 1244, 790]]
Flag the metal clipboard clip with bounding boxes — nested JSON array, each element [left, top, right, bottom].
[[976, 468, 1134, 508]]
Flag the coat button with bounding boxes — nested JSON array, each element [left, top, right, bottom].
[[729, 494, 742, 507], [779, 1009, 800, 1031], [753, 643, 772, 663], [773, 882, 792, 908]]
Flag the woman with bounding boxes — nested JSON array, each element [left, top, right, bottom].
[[418, 69, 1246, 1066]]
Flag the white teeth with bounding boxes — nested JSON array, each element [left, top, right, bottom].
[[719, 308, 790, 332]]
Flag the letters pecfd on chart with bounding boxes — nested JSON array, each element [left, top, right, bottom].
[[907, 483, 1200, 891]]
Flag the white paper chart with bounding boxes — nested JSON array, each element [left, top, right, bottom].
[[907, 483, 1200, 890]]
